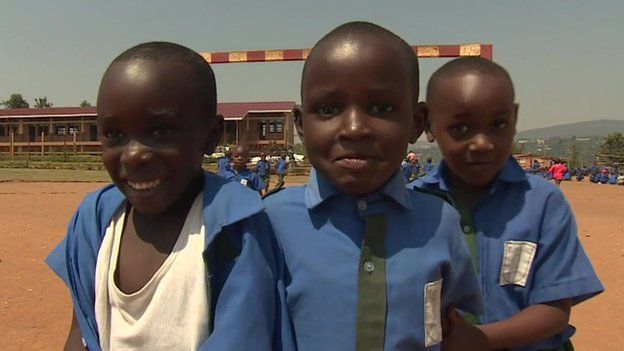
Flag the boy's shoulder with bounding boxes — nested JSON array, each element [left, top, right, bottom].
[[262, 185, 305, 210]]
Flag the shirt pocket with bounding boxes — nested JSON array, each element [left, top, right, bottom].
[[499, 240, 537, 287], [424, 279, 443, 347]]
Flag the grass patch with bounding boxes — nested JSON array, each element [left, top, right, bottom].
[[0, 168, 111, 182]]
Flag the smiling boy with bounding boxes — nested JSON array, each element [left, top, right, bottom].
[[46, 42, 281, 351], [411, 57, 603, 351]]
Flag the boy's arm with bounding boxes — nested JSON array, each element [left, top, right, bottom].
[[198, 215, 279, 351], [474, 299, 570, 350], [64, 314, 86, 351]]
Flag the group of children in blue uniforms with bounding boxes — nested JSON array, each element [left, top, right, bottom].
[[217, 149, 289, 194], [46, 21, 602, 351]]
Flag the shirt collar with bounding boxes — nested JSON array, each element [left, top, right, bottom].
[[418, 156, 527, 191], [305, 168, 413, 210]]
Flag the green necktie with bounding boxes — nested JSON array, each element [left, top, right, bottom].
[[355, 214, 388, 351]]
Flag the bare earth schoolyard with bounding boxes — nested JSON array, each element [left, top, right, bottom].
[[0, 175, 622, 350]]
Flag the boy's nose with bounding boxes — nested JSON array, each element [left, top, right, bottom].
[[468, 134, 494, 152], [121, 139, 153, 167], [340, 106, 372, 140]]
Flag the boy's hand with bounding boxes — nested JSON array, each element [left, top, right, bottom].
[[441, 306, 490, 351]]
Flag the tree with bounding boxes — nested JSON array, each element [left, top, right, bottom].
[[34, 97, 53, 108], [1, 93, 29, 108], [80, 100, 92, 107], [568, 136, 580, 168], [598, 132, 624, 163]]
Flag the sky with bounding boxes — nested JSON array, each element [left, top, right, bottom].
[[1, 0, 622, 131]]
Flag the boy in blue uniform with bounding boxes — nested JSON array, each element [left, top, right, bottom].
[[275, 153, 288, 188], [217, 149, 232, 177], [264, 22, 483, 350], [255, 152, 271, 195], [423, 156, 436, 174], [45, 42, 281, 350], [226, 145, 266, 193], [411, 57, 603, 350]]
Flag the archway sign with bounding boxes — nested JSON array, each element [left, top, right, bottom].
[[200, 44, 492, 64]]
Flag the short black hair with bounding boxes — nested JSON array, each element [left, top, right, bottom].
[[107, 41, 217, 117], [427, 57, 514, 101], [301, 21, 419, 101]]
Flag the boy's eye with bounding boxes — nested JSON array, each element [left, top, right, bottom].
[[370, 104, 394, 114], [318, 105, 341, 117], [102, 130, 124, 140], [492, 120, 509, 130], [152, 126, 176, 138], [448, 124, 470, 137]]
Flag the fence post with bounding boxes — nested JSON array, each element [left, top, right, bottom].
[[41, 131, 45, 156]]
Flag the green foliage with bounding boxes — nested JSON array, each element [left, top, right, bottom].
[[293, 143, 306, 156], [34, 97, 53, 108], [2, 93, 29, 108], [599, 132, 624, 163], [80, 100, 92, 107]]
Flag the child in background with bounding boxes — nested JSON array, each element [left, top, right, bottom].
[[46, 42, 282, 351], [412, 57, 603, 351], [264, 22, 482, 350], [217, 149, 232, 177], [226, 145, 265, 193], [275, 153, 288, 188], [255, 152, 271, 195], [423, 156, 435, 174]]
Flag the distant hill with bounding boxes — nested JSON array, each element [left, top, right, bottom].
[[516, 119, 624, 140]]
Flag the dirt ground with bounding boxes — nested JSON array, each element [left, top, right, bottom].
[[0, 178, 622, 350]]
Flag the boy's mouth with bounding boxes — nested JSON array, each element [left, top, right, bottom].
[[126, 179, 162, 191], [334, 155, 373, 171]]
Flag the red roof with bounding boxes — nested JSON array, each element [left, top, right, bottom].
[[0, 106, 96, 117], [0, 101, 295, 120], [217, 101, 295, 119]]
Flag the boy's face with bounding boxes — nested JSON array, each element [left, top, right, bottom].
[[426, 72, 517, 191], [232, 147, 248, 171], [296, 36, 423, 196], [97, 58, 221, 214]]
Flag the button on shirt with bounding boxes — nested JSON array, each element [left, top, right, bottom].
[[410, 157, 604, 351], [265, 169, 482, 351]]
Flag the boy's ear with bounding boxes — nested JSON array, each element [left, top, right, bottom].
[[512, 103, 519, 134], [293, 105, 305, 144], [420, 104, 435, 143], [204, 114, 224, 155], [409, 102, 426, 144]]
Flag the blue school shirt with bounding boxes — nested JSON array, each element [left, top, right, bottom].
[[217, 157, 231, 177], [256, 159, 271, 177], [423, 162, 435, 174], [45, 172, 287, 351], [410, 157, 604, 351], [276, 159, 288, 175], [264, 169, 483, 351], [225, 167, 266, 192], [400, 161, 413, 180]]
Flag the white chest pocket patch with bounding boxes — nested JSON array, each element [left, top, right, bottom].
[[240, 179, 249, 186], [424, 279, 443, 347], [499, 240, 537, 287]]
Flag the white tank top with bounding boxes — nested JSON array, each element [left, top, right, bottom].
[[95, 193, 210, 350]]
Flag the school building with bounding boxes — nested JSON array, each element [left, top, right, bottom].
[[0, 101, 295, 155], [513, 153, 552, 169]]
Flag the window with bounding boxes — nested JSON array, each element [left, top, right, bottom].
[[258, 122, 267, 140], [69, 124, 80, 135], [56, 125, 67, 135], [276, 122, 283, 133], [269, 122, 276, 133], [0, 125, 5, 137]]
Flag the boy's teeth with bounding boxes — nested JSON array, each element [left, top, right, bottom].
[[127, 179, 162, 190]]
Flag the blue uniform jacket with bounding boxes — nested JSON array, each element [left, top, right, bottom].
[[256, 160, 271, 177], [410, 158, 604, 351], [46, 172, 289, 351], [225, 168, 266, 192]]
